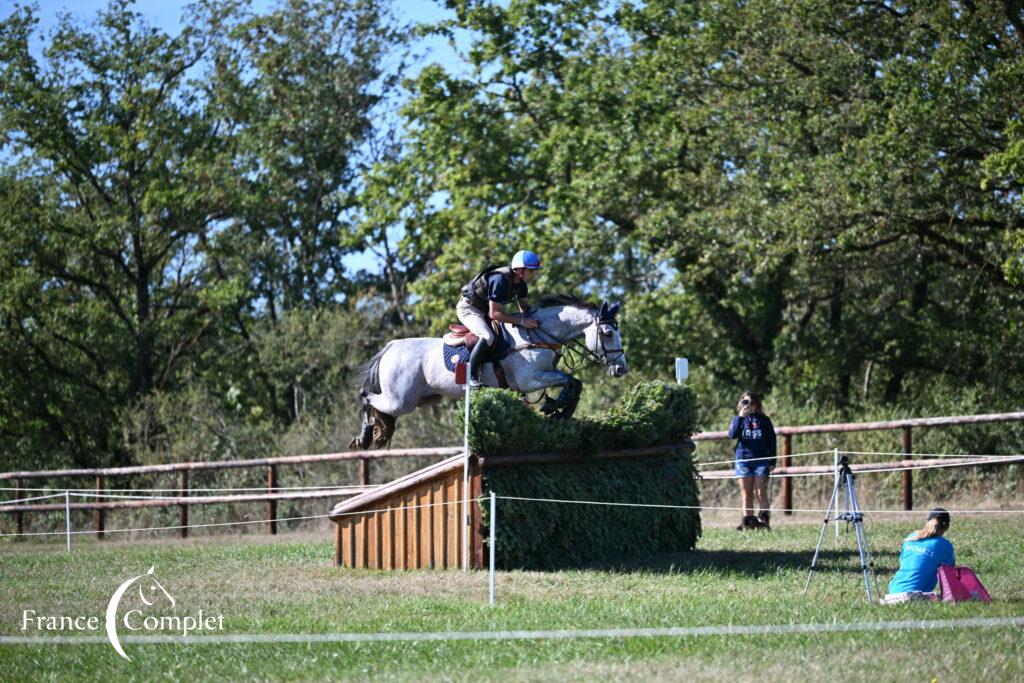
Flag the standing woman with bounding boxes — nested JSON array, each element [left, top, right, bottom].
[[728, 391, 777, 530]]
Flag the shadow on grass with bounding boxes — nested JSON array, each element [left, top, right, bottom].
[[563, 547, 901, 576]]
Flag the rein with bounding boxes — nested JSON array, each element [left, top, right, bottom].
[[525, 316, 623, 371]]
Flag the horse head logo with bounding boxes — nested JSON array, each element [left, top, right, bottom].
[[105, 566, 175, 661]]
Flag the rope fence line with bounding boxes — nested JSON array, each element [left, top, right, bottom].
[[694, 450, 1024, 469], [694, 450, 833, 468], [0, 497, 480, 539], [5, 490, 1024, 542], [3, 616, 1023, 645], [770, 457, 1024, 479], [493, 495, 1024, 516], [697, 454, 1024, 480], [3, 449, 1023, 544], [841, 450, 1024, 459], [1, 484, 379, 494], [3, 453, 1019, 505], [0, 511, 335, 538]]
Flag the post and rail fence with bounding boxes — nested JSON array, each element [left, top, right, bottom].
[[1, 412, 1021, 539], [0, 447, 461, 539], [692, 411, 1024, 514]]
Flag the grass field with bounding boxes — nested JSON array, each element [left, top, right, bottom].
[[1, 516, 1022, 682]]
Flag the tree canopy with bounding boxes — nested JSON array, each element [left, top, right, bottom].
[[1, 0, 1021, 470]]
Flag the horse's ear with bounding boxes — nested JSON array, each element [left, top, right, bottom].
[[599, 301, 609, 318], [608, 301, 621, 319]]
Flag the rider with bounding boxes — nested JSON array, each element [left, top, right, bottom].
[[457, 250, 542, 387]]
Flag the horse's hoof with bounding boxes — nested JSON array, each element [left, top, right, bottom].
[[539, 396, 560, 415]]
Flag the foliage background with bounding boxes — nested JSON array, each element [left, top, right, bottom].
[[0, 0, 1021, 485]]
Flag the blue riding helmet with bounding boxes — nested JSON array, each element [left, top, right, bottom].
[[511, 250, 542, 270]]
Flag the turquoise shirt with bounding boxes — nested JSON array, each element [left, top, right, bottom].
[[887, 534, 955, 594]]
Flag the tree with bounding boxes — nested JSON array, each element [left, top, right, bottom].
[[0, 1, 226, 467], [383, 0, 1024, 405]]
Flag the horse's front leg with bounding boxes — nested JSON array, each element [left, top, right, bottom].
[[520, 369, 583, 419]]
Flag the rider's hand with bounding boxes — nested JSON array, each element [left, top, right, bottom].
[[522, 317, 539, 330], [738, 405, 751, 417]]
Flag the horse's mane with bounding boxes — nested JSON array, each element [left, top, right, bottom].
[[536, 293, 600, 310]]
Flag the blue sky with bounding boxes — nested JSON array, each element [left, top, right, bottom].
[[1, 0, 468, 275]]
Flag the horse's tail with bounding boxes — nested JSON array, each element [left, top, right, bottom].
[[359, 342, 393, 396]]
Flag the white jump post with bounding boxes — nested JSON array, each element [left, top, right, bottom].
[[65, 490, 71, 552], [463, 382, 471, 572], [489, 490, 496, 606]]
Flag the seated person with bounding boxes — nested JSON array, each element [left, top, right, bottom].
[[880, 508, 954, 604]]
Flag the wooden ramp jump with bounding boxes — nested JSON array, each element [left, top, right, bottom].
[[329, 443, 696, 570]]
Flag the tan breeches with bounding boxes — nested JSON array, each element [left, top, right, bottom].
[[455, 299, 495, 345]]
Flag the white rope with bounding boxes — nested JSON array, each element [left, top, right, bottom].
[[494, 495, 1024, 515], [841, 450, 1024, 459], [0, 497, 477, 538], [0, 512, 334, 538], [697, 454, 1024, 480], [696, 449, 1024, 470], [0, 492, 68, 506], [694, 450, 834, 468], [5, 492, 1023, 540], [3, 616, 1022, 645], [2, 484, 376, 493], [65, 489, 362, 501]]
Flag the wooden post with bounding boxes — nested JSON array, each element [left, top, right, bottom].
[[14, 478, 23, 538], [95, 476, 105, 539], [902, 427, 913, 511], [781, 435, 793, 515], [470, 460, 484, 570], [179, 470, 189, 539], [268, 464, 278, 535], [359, 457, 370, 486]]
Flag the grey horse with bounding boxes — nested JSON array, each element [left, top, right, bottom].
[[349, 296, 627, 449]]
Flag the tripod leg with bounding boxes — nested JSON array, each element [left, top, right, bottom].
[[803, 473, 842, 595], [846, 472, 874, 603]]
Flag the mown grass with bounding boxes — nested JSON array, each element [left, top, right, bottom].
[[1, 517, 1022, 682]]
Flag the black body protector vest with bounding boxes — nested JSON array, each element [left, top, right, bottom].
[[461, 265, 520, 313]]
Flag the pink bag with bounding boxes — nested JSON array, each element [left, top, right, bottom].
[[937, 565, 991, 604]]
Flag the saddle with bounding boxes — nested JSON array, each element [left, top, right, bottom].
[[442, 324, 481, 348]]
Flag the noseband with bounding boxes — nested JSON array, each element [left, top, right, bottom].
[[524, 311, 624, 371]]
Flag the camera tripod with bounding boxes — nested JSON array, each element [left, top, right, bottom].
[[803, 455, 881, 602]]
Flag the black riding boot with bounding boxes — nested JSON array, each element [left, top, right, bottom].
[[467, 339, 490, 387]]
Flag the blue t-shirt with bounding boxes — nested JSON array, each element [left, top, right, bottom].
[[486, 272, 528, 304], [728, 414, 777, 466], [887, 534, 955, 594]]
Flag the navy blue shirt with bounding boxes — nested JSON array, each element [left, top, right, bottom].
[[486, 272, 528, 304], [729, 414, 777, 465]]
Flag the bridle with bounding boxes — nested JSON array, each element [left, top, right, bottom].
[[528, 315, 624, 372]]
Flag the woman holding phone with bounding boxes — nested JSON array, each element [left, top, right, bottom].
[[728, 391, 777, 530]]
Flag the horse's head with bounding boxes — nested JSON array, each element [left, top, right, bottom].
[[585, 301, 628, 377]]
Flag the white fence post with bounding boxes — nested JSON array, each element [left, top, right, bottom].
[[489, 490, 496, 606], [463, 383, 471, 572], [65, 490, 71, 553]]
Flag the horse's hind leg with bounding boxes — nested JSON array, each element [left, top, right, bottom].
[[348, 394, 376, 450], [349, 395, 398, 450], [370, 408, 397, 449]]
